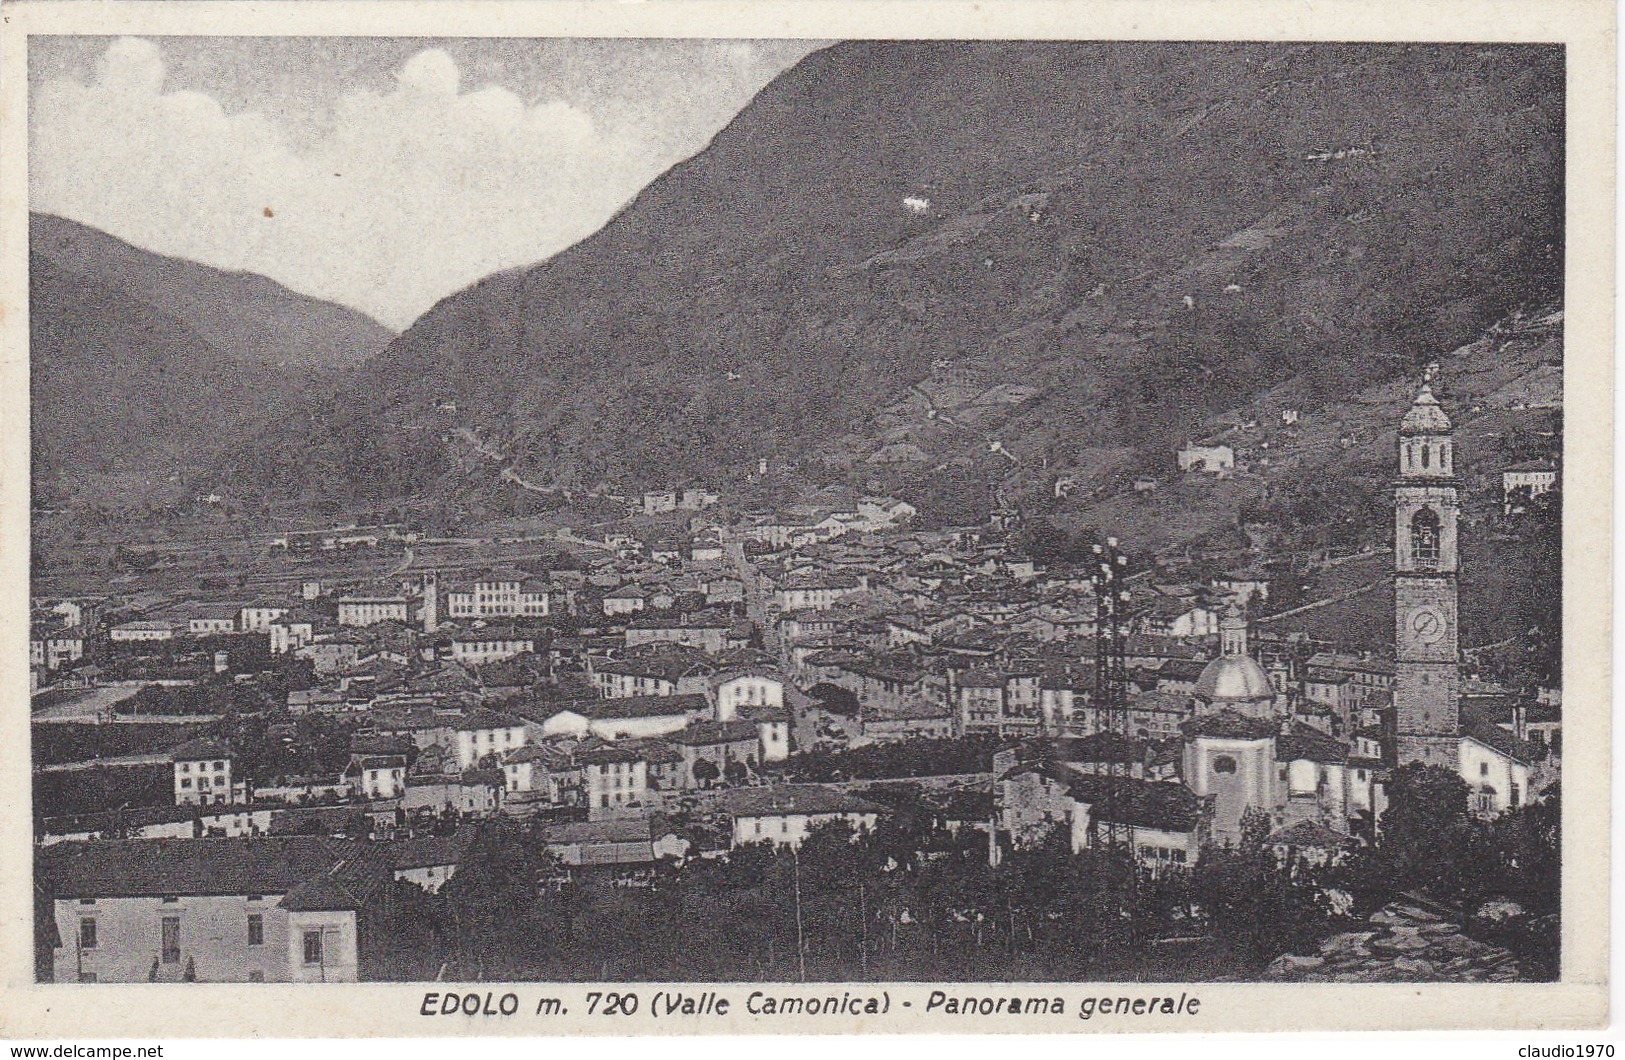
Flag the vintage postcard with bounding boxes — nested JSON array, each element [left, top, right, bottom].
[[0, 0, 1613, 1038]]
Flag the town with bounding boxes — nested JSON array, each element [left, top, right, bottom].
[[31, 383, 1560, 986]]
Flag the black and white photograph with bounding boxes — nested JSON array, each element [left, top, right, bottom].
[[3, 0, 1613, 1037]]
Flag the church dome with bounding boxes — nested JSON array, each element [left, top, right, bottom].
[[1400, 385, 1452, 435], [1194, 654, 1274, 704]]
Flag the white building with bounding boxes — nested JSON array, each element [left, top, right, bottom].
[[336, 596, 409, 628], [536, 693, 710, 742], [714, 672, 786, 721], [40, 837, 386, 983], [451, 709, 528, 770], [579, 744, 651, 814], [172, 739, 236, 807], [719, 785, 887, 849], [110, 621, 175, 643], [238, 604, 289, 633], [1459, 728, 1553, 817], [444, 577, 551, 620], [345, 755, 406, 800], [1501, 461, 1559, 514], [1177, 443, 1235, 475], [774, 571, 863, 612], [602, 586, 648, 616], [447, 630, 536, 667]]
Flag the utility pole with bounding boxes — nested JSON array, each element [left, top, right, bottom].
[[1091, 538, 1134, 854], [858, 881, 869, 977], [791, 846, 808, 982]]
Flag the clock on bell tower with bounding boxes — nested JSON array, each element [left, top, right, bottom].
[[1393, 382, 1461, 768]]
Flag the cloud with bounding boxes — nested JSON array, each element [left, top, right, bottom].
[[29, 39, 669, 328]]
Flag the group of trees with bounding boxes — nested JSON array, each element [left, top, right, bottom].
[[370, 815, 1214, 983], [1016, 517, 1103, 566], [772, 736, 1001, 783], [370, 761, 1559, 983]]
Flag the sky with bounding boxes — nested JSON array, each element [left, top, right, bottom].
[[28, 36, 823, 329]]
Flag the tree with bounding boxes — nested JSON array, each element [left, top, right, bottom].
[[438, 821, 543, 979], [1366, 762, 1483, 906], [724, 760, 749, 785], [1520, 486, 1562, 687], [692, 759, 720, 787], [1193, 841, 1333, 967]]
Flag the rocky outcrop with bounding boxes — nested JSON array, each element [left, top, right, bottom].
[[1263, 901, 1521, 983]]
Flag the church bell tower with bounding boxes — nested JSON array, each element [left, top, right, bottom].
[[1393, 383, 1461, 767]]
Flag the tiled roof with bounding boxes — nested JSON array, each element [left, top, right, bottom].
[[1305, 652, 1396, 676], [575, 743, 650, 765], [1054, 732, 1143, 765], [1463, 721, 1545, 766], [717, 784, 888, 818], [541, 817, 674, 846], [37, 837, 389, 910], [1276, 723, 1350, 764], [1182, 709, 1279, 741], [169, 738, 232, 762], [501, 745, 570, 768], [385, 827, 476, 870], [1070, 777, 1203, 833], [1158, 659, 1209, 682], [542, 693, 710, 721], [453, 708, 525, 732], [1267, 819, 1352, 849], [669, 720, 759, 747]]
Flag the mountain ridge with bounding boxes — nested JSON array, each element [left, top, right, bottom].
[[28, 214, 398, 512], [303, 39, 1558, 518], [30, 212, 395, 370]]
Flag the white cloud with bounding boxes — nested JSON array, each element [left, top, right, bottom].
[[29, 39, 658, 329]]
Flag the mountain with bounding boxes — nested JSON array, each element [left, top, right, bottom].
[[29, 215, 394, 512], [305, 40, 1559, 522], [30, 213, 393, 370]]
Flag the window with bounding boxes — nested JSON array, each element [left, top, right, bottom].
[[1480, 761, 1490, 777], [214, 762, 225, 772], [180, 763, 191, 774], [1410, 508, 1441, 565], [247, 914, 263, 946], [180, 778, 192, 789], [79, 898, 95, 906], [161, 917, 181, 963], [1510, 783, 1522, 808], [79, 918, 97, 949], [1211, 755, 1238, 775], [303, 930, 323, 965]]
